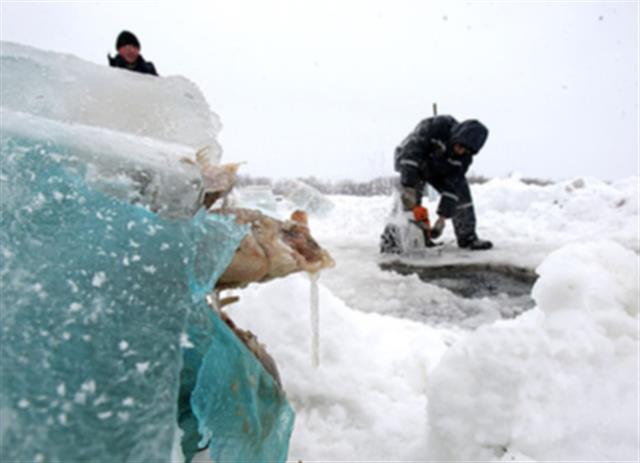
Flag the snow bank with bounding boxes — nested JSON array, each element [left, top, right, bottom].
[[476, 177, 639, 255], [224, 274, 452, 461], [427, 241, 639, 461]]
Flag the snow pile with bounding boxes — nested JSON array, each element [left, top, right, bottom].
[[223, 237, 637, 461], [427, 241, 639, 461], [476, 176, 638, 256], [224, 274, 452, 461]]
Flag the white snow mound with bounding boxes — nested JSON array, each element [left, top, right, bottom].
[[427, 240, 639, 461]]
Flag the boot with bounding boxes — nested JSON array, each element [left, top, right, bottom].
[[430, 217, 445, 239], [459, 237, 493, 250]]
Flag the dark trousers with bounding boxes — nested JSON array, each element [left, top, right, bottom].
[[420, 177, 478, 246]]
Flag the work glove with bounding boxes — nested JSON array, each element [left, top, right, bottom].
[[430, 216, 446, 239]]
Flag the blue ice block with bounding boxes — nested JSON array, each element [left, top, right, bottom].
[[1, 132, 294, 463]]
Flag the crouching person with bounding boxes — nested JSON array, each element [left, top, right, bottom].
[[380, 115, 492, 253]]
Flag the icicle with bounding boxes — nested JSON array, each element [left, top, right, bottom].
[[309, 271, 320, 368]]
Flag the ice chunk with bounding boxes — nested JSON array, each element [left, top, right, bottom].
[[0, 41, 229, 218], [1, 41, 222, 157], [2, 108, 204, 219], [0, 136, 251, 462], [1, 43, 295, 463], [278, 179, 334, 216], [230, 185, 282, 215]]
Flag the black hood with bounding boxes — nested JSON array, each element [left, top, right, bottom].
[[450, 120, 489, 154]]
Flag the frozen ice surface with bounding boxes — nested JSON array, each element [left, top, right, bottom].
[[1, 42, 294, 463]]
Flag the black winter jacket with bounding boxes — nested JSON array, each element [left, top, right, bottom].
[[108, 54, 158, 76], [395, 115, 488, 217]]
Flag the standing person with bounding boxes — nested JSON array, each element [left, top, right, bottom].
[[108, 30, 158, 76], [381, 114, 492, 253]]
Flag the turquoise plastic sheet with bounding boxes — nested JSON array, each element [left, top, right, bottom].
[[1, 134, 294, 462], [185, 307, 295, 463]]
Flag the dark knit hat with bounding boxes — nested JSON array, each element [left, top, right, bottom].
[[116, 31, 140, 50]]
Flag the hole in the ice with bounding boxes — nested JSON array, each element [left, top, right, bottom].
[[380, 262, 538, 319]]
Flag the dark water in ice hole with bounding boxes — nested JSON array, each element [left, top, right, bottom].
[[379, 262, 538, 323]]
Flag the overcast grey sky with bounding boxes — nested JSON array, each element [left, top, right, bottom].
[[2, 0, 638, 181]]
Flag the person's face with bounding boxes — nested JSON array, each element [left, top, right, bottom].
[[452, 144, 470, 156], [118, 45, 140, 64]]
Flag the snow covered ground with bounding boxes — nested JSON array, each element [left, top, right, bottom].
[[220, 177, 639, 462]]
